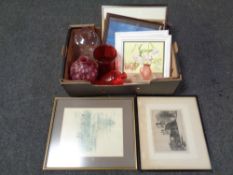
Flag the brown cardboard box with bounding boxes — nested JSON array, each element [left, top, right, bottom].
[[60, 24, 182, 96]]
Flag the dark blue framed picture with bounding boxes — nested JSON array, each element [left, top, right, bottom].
[[103, 13, 163, 46]]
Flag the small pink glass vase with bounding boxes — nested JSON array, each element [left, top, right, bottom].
[[70, 56, 98, 82], [140, 64, 152, 80]]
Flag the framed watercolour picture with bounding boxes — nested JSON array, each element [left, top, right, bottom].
[[137, 96, 212, 170], [101, 5, 167, 37], [43, 97, 137, 170], [115, 31, 171, 82], [103, 13, 163, 46]]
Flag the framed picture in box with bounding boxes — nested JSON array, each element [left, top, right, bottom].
[[101, 5, 167, 37], [43, 97, 137, 170], [103, 13, 164, 46], [115, 31, 171, 82], [137, 96, 212, 170]]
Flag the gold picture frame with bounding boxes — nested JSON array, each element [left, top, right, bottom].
[[43, 97, 137, 170]]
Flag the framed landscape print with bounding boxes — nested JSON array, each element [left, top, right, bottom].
[[115, 31, 171, 82], [103, 13, 163, 46], [101, 5, 167, 37], [43, 97, 137, 170], [137, 96, 211, 170]]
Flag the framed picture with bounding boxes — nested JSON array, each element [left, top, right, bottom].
[[115, 31, 171, 82], [137, 96, 212, 170], [101, 5, 167, 37], [103, 13, 164, 46], [43, 97, 137, 170]]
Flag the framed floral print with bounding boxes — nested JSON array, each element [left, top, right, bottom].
[[115, 31, 171, 82]]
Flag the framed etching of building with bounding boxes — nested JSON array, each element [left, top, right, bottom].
[[43, 97, 137, 170], [137, 96, 212, 170]]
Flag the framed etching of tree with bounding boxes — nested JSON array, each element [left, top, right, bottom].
[[43, 97, 137, 170], [137, 96, 212, 170]]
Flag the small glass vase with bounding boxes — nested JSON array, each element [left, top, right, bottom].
[[93, 44, 117, 79], [74, 27, 101, 59]]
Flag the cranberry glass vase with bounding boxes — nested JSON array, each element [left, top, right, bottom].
[[93, 44, 117, 79], [70, 56, 98, 82]]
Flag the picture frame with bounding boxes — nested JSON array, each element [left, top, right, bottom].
[[43, 97, 137, 170], [137, 96, 212, 170], [101, 5, 167, 37], [103, 13, 164, 46], [115, 31, 171, 81]]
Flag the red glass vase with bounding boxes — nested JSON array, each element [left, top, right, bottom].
[[70, 56, 98, 82], [93, 44, 117, 79]]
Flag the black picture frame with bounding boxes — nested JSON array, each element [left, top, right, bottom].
[[137, 96, 212, 170]]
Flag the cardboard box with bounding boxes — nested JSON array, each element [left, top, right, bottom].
[[60, 24, 182, 96]]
